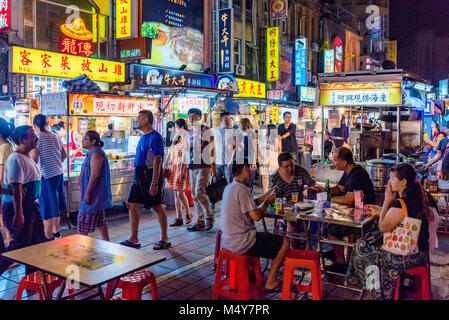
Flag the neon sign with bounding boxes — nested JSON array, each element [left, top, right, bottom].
[[0, 0, 10, 33], [60, 38, 93, 56]]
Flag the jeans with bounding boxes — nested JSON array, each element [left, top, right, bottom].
[[189, 168, 214, 224], [216, 164, 233, 184]]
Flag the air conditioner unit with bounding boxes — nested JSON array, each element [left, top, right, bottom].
[[311, 42, 319, 53], [234, 64, 246, 76]]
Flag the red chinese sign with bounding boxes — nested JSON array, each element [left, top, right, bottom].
[[0, 0, 10, 33], [60, 37, 94, 57]]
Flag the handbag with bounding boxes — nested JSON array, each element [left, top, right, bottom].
[[382, 199, 422, 256], [205, 177, 228, 204]]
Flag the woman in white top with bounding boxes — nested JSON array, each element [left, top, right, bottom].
[[234, 118, 257, 192], [31, 115, 67, 241], [0, 118, 14, 244], [258, 124, 279, 193]]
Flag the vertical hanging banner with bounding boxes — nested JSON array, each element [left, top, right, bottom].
[[334, 36, 343, 73], [0, 0, 10, 33], [218, 8, 234, 74], [295, 37, 307, 86], [267, 26, 280, 82], [386, 40, 397, 65], [324, 49, 335, 73], [116, 0, 137, 40]]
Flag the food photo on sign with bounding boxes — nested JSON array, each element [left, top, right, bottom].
[[141, 0, 204, 72]]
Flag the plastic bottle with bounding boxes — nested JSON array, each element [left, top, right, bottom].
[[325, 179, 331, 202]]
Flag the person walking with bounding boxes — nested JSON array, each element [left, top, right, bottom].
[[77, 131, 112, 241], [0, 118, 14, 244], [235, 118, 257, 192], [278, 111, 298, 164], [163, 119, 192, 227], [121, 110, 170, 250], [213, 112, 236, 184], [330, 116, 349, 149], [259, 124, 278, 193], [0, 126, 45, 276], [31, 114, 67, 241], [186, 108, 217, 232]]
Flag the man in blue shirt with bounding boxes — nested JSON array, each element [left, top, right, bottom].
[[121, 110, 170, 250], [424, 131, 449, 177]]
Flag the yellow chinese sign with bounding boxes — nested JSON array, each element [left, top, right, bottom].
[[267, 26, 280, 82], [116, 0, 132, 39], [10, 47, 125, 83], [386, 40, 397, 65], [234, 78, 266, 98]]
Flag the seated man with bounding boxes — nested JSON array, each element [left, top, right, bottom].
[[326, 146, 376, 273], [270, 152, 321, 248], [221, 158, 289, 293]]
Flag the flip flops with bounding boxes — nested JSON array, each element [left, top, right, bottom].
[[153, 240, 171, 250], [120, 240, 141, 249]]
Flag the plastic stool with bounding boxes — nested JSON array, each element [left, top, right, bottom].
[[394, 264, 431, 300], [213, 230, 222, 271], [212, 249, 263, 300], [105, 270, 159, 300], [281, 249, 323, 300], [16, 271, 74, 300], [185, 189, 194, 207]]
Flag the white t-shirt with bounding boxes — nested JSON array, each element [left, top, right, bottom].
[[213, 127, 236, 165], [221, 181, 258, 254], [4, 152, 41, 186]]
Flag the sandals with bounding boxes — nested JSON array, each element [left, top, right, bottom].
[[170, 218, 183, 227], [120, 240, 141, 249], [185, 213, 193, 224], [153, 240, 171, 250], [264, 282, 283, 294]]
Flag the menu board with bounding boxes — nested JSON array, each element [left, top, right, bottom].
[[141, 0, 204, 72]]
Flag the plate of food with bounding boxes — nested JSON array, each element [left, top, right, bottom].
[[295, 201, 315, 211]]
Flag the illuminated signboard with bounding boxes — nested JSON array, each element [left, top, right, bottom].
[[116, 0, 137, 39], [424, 101, 433, 115], [141, 0, 204, 72], [60, 38, 94, 56], [218, 8, 234, 74], [295, 37, 307, 86], [234, 78, 266, 98], [426, 92, 436, 101], [267, 90, 285, 101], [439, 79, 448, 99], [324, 49, 335, 73], [130, 64, 215, 88], [386, 40, 397, 65], [300, 86, 316, 103], [163, 97, 209, 114], [319, 82, 402, 106], [0, 0, 11, 33], [69, 94, 158, 116], [9, 47, 125, 83], [267, 26, 280, 82], [334, 36, 343, 73], [120, 49, 142, 59], [270, 0, 288, 19], [60, 18, 94, 57]]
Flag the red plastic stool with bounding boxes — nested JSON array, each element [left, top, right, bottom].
[[281, 249, 323, 300], [394, 264, 431, 300], [212, 249, 263, 300], [16, 271, 74, 300], [213, 230, 222, 271], [105, 270, 159, 300], [185, 189, 194, 207]]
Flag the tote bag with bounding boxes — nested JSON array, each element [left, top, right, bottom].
[[382, 199, 422, 256]]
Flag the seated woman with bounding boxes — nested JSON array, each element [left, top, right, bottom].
[[346, 163, 431, 300]]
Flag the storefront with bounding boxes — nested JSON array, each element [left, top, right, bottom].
[[40, 92, 158, 213]]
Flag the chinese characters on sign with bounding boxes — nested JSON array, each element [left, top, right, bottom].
[[60, 38, 93, 57], [269, 0, 288, 19], [116, 0, 137, 39], [295, 37, 307, 86], [299, 86, 316, 103], [385, 40, 397, 65], [10, 47, 125, 83], [0, 0, 10, 33], [324, 49, 335, 73], [267, 90, 284, 100], [267, 27, 280, 82], [234, 78, 266, 98], [329, 90, 390, 106], [334, 36, 343, 73], [218, 8, 234, 74]]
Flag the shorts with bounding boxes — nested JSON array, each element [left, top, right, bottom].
[[127, 167, 164, 209], [327, 224, 360, 239], [39, 174, 67, 220], [77, 210, 107, 234], [245, 232, 284, 260]]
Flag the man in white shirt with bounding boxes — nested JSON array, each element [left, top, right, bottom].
[[213, 112, 235, 183], [221, 158, 289, 293]]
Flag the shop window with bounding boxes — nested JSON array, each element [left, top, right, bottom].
[[246, 0, 253, 23], [234, 38, 241, 65]]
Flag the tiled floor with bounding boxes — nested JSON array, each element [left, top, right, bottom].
[[1, 188, 448, 300]]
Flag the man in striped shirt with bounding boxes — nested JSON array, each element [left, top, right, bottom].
[[270, 153, 321, 248]]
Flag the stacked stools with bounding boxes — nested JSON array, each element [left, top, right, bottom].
[[394, 264, 431, 300], [105, 270, 159, 300], [213, 248, 264, 300], [281, 249, 323, 300], [16, 271, 74, 300]]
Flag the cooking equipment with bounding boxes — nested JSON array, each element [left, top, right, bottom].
[[438, 180, 449, 193], [366, 159, 396, 192]]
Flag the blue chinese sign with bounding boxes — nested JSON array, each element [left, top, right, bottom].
[[218, 8, 234, 74], [295, 37, 307, 86], [129, 64, 215, 88]]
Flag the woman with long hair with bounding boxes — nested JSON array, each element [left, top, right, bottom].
[[77, 131, 112, 240], [31, 114, 67, 240], [258, 124, 278, 193], [0, 118, 14, 244], [346, 163, 431, 300], [163, 119, 192, 226]]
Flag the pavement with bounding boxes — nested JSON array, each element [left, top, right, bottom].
[[0, 186, 448, 300]]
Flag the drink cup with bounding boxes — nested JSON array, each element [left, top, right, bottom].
[[292, 193, 299, 204], [275, 198, 282, 214]]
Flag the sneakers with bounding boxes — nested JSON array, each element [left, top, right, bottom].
[[187, 223, 205, 232], [205, 218, 215, 231]]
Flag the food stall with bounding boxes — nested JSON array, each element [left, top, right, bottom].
[[40, 92, 159, 213]]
